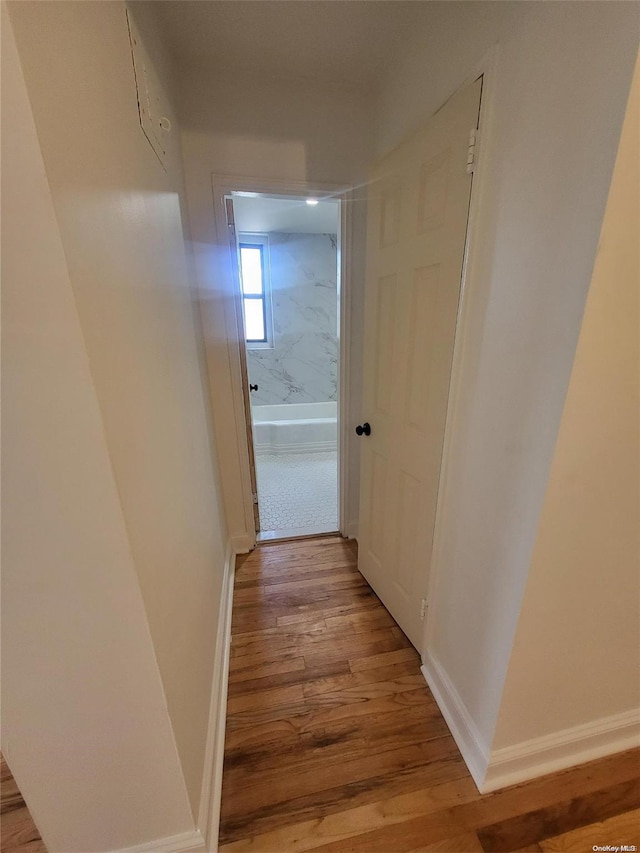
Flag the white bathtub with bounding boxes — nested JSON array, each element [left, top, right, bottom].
[[252, 402, 337, 455]]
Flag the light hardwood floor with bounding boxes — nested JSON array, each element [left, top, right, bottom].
[[219, 535, 640, 852], [2, 536, 637, 853], [1, 754, 46, 853]]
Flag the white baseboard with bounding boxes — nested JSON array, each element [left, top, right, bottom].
[[115, 830, 205, 853], [420, 653, 490, 792], [422, 652, 640, 795], [197, 542, 236, 850], [230, 533, 254, 554], [113, 546, 236, 853], [255, 440, 336, 455], [483, 707, 640, 792], [343, 520, 359, 540]]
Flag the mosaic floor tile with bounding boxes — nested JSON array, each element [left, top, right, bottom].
[[255, 451, 338, 534]]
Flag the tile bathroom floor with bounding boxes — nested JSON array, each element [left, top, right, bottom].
[[255, 450, 338, 538]]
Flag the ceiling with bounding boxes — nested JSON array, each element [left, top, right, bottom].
[[232, 195, 339, 234], [153, 1, 431, 89]]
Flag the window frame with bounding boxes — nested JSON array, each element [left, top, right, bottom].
[[238, 233, 274, 349]]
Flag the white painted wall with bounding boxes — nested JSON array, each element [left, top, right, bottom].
[[7, 0, 229, 820], [178, 66, 374, 541], [492, 55, 640, 750], [374, 2, 639, 758], [1, 7, 194, 849]]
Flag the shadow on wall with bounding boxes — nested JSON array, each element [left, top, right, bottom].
[[176, 70, 375, 188]]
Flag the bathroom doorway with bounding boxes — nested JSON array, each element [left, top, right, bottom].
[[230, 193, 341, 541]]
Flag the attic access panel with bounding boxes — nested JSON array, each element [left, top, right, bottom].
[[126, 8, 170, 170]]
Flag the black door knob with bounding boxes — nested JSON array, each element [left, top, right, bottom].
[[249, 384, 258, 392], [355, 422, 371, 437]]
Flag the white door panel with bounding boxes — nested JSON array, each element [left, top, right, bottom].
[[358, 78, 482, 649]]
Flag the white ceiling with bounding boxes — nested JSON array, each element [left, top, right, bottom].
[[154, 1, 431, 89], [233, 195, 339, 234]]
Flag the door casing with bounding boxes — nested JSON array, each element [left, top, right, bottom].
[[210, 176, 353, 549], [224, 197, 261, 534]]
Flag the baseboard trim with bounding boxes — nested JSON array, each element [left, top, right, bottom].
[[420, 653, 490, 792], [114, 830, 205, 853], [344, 520, 359, 540], [197, 541, 236, 850], [112, 546, 235, 853], [483, 707, 640, 793], [230, 533, 253, 554]]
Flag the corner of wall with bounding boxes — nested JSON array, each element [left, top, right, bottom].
[[484, 48, 640, 790], [420, 655, 491, 793], [196, 540, 236, 851], [482, 710, 640, 794]]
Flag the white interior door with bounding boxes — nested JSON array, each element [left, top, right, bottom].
[[357, 77, 482, 649]]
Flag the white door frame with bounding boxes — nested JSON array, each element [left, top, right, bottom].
[[210, 175, 353, 546], [421, 46, 499, 659]]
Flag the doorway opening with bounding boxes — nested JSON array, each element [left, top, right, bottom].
[[230, 193, 341, 541]]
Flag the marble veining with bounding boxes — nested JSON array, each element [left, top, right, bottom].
[[247, 233, 338, 406]]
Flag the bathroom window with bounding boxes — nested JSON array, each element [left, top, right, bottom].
[[239, 235, 273, 348]]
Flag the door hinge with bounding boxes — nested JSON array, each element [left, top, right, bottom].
[[420, 598, 428, 619], [252, 492, 258, 505], [466, 128, 479, 174]]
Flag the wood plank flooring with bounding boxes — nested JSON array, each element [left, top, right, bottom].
[[1, 754, 46, 853], [219, 535, 640, 852]]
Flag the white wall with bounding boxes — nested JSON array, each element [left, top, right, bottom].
[[1, 6, 194, 849], [178, 66, 374, 541], [492, 55, 640, 752], [374, 1, 639, 760], [7, 0, 229, 819]]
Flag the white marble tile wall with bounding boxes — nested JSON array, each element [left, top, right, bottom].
[[247, 233, 338, 405]]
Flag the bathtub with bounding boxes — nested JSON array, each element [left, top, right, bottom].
[[251, 402, 337, 455]]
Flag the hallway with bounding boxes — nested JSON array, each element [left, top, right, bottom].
[[4, 2, 639, 850], [219, 537, 640, 851]]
